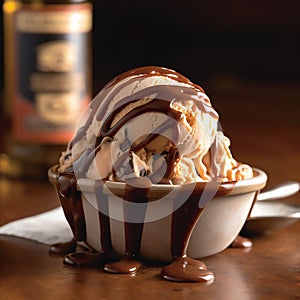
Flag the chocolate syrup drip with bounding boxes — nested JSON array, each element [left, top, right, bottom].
[[50, 168, 118, 265], [161, 182, 237, 282], [171, 184, 207, 257], [123, 178, 150, 255], [93, 182, 114, 253], [56, 171, 86, 242], [49, 169, 87, 256], [162, 183, 214, 282], [63, 181, 119, 267], [104, 177, 151, 274]]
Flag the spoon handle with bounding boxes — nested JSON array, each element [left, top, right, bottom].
[[257, 181, 300, 201]]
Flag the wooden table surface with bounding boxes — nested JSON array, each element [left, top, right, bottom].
[[0, 84, 300, 299]]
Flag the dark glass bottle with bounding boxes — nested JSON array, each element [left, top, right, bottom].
[[2, 0, 93, 180]]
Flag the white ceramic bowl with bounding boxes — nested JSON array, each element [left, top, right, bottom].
[[48, 166, 267, 261]]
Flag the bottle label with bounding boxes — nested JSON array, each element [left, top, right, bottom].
[[12, 4, 92, 144]]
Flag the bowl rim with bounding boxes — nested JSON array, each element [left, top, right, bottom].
[[48, 165, 267, 198]]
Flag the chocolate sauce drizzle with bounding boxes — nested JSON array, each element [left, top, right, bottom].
[[50, 67, 236, 282], [69, 66, 214, 149]]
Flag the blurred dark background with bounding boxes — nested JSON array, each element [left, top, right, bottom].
[[91, 1, 300, 89], [1, 0, 300, 117]]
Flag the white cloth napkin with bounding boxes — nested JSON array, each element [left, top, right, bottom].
[[0, 207, 73, 245]]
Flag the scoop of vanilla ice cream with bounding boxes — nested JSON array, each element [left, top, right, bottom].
[[59, 66, 253, 184]]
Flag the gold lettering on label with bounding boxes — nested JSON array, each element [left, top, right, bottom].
[[16, 10, 92, 33]]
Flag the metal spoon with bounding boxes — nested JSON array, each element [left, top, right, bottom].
[[242, 181, 300, 234], [244, 202, 300, 234], [256, 181, 300, 201]]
